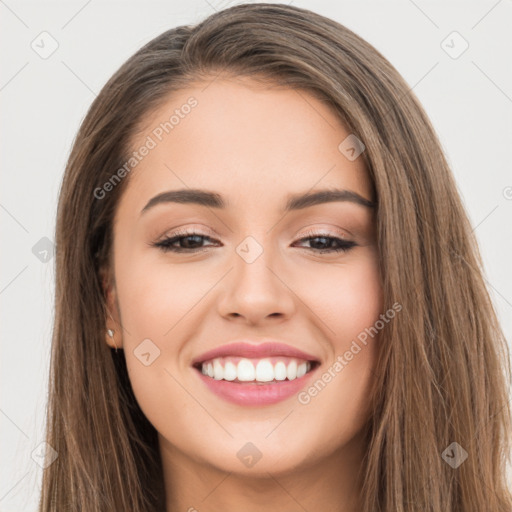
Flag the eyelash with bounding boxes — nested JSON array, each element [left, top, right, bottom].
[[152, 228, 357, 254]]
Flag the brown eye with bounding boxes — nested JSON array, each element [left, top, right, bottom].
[[152, 230, 218, 253], [151, 229, 356, 255], [293, 233, 356, 254]]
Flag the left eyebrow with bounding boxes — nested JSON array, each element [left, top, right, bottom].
[[284, 189, 376, 211], [140, 187, 376, 216]]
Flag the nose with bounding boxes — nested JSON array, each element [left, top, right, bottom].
[[216, 240, 296, 326]]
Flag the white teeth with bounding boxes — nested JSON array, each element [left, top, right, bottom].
[[274, 361, 287, 381], [287, 360, 297, 380], [237, 359, 255, 381], [213, 360, 223, 380], [255, 359, 274, 382], [223, 361, 237, 381], [199, 357, 313, 382], [296, 362, 307, 378]]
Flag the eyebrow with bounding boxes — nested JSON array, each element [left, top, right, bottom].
[[140, 188, 376, 216]]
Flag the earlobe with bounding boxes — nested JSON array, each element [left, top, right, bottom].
[[105, 325, 120, 352], [100, 267, 123, 350], [105, 306, 123, 351]]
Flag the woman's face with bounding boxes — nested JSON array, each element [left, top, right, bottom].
[[105, 75, 383, 476]]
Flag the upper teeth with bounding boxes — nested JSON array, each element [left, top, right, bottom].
[[200, 357, 312, 382]]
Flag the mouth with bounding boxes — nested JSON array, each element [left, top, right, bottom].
[[191, 340, 321, 405], [192, 357, 320, 385], [192, 355, 321, 406]]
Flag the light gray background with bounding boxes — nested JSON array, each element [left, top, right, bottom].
[[1, 1, 511, 509]]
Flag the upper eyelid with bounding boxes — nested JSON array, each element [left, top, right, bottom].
[[299, 227, 353, 239], [161, 229, 353, 242]]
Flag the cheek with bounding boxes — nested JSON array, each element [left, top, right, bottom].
[[112, 250, 194, 415], [297, 251, 383, 346], [292, 253, 383, 428], [333, 259, 383, 344], [115, 251, 208, 338]]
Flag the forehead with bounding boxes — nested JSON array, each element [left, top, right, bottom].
[[118, 77, 372, 220]]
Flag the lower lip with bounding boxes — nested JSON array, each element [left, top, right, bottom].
[[194, 366, 318, 406]]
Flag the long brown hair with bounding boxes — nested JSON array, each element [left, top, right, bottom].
[[40, 3, 512, 510]]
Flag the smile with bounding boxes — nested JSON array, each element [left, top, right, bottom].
[[193, 357, 320, 406], [195, 356, 315, 383]]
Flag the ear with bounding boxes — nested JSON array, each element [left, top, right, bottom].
[[100, 266, 123, 349]]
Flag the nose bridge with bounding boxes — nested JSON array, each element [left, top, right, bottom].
[[232, 233, 278, 291], [216, 232, 295, 322]]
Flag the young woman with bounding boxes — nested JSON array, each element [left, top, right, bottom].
[[39, 3, 512, 511]]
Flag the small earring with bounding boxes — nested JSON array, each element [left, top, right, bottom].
[[107, 328, 119, 352]]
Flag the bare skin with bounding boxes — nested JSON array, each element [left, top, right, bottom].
[[103, 74, 384, 512]]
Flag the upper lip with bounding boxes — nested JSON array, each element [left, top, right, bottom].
[[191, 340, 321, 366]]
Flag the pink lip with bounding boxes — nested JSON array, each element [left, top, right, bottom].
[[191, 340, 320, 366], [195, 368, 318, 406]]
